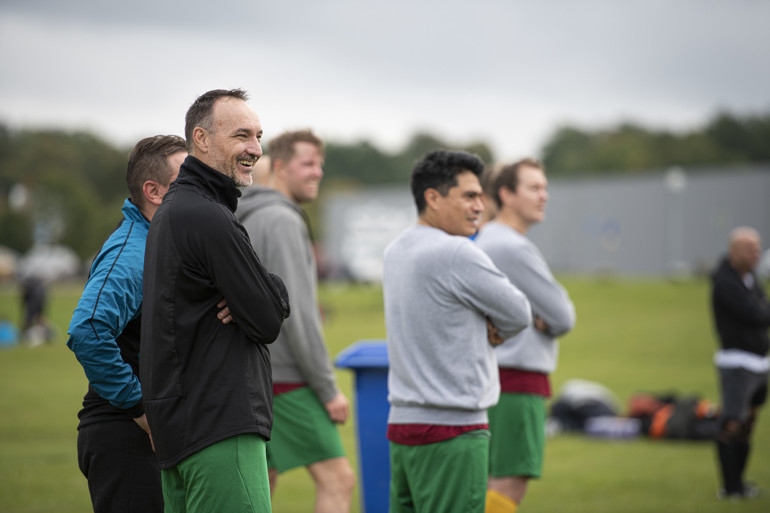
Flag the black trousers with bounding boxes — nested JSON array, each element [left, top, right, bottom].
[[715, 366, 768, 494], [77, 420, 163, 513]]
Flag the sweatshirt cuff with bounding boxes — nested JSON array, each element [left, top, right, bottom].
[[314, 383, 340, 405]]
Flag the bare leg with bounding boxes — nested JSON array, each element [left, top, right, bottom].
[[488, 476, 529, 505], [307, 457, 356, 513], [268, 468, 279, 498]]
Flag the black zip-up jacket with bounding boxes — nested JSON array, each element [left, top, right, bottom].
[[140, 156, 290, 469], [711, 256, 770, 357]]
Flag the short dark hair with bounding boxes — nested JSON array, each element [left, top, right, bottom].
[[184, 88, 249, 151], [410, 150, 485, 213], [268, 129, 324, 168], [491, 158, 544, 208], [126, 135, 186, 208]]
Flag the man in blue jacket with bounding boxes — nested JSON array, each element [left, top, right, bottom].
[[67, 135, 189, 513]]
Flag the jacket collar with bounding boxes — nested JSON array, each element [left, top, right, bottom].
[[177, 155, 242, 212], [122, 198, 150, 227]]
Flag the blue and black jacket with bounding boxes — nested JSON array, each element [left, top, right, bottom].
[[67, 199, 148, 427]]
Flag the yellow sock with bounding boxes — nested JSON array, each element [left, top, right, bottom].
[[485, 489, 517, 513]]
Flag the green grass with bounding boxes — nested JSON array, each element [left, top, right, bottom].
[[0, 278, 768, 512]]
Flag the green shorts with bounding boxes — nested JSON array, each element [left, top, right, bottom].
[[161, 434, 270, 513], [488, 392, 546, 479], [266, 386, 346, 473], [389, 429, 490, 513]]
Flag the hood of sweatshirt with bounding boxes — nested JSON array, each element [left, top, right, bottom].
[[237, 186, 304, 224]]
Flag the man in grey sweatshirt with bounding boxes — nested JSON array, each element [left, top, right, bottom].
[[383, 150, 532, 513], [237, 130, 355, 513], [476, 158, 576, 513]]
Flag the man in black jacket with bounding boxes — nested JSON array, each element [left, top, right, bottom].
[[710, 226, 770, 500], [141, 89, 290, 513]]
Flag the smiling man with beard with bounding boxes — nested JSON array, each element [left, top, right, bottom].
[[141, 89, 290, 513]]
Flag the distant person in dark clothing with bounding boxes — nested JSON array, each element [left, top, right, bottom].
[[710, 226, 770, 500], [21, 274, 51, 346]]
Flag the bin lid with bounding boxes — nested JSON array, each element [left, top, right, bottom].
[[335, 339, 389, 369]]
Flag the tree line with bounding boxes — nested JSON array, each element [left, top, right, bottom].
[[1, 110, 768, 259], [542, 111, 770, 176]]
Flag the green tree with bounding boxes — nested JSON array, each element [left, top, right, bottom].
[[706, 111, 770, 162], [0, 125, 127, 259], [322, 132, 495, 186], [0, 210, 33, 253], [541, 111, 770, 175], [324, 140, 402, 185]]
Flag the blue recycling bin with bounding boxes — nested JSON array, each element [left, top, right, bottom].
[[0, 321, 18, 348], [335, 340, 390, 513]]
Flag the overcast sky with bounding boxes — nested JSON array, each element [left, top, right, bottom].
[[1, 0, 768, 162]]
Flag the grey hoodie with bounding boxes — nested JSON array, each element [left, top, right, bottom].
[[237, 186, 339, 403]]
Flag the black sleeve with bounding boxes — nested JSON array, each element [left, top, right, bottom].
[[188, 204, 290, 344]]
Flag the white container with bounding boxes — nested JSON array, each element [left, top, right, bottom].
[[584, 416, 641, 439]]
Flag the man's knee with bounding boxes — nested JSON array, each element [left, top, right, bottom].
[[718, 418, 740, 437], [488, 476, 529, 505], [310, 457, 356, 494], [737, 412, 756, 442], [718, 416, 751, 443]]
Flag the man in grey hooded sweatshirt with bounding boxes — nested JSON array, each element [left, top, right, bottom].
[[237, 129, 355, 513]]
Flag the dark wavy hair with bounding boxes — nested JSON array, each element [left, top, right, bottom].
[[410, 150, 485, 213]]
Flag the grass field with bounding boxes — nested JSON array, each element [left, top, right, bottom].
[[0, 277, 768, 512]]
